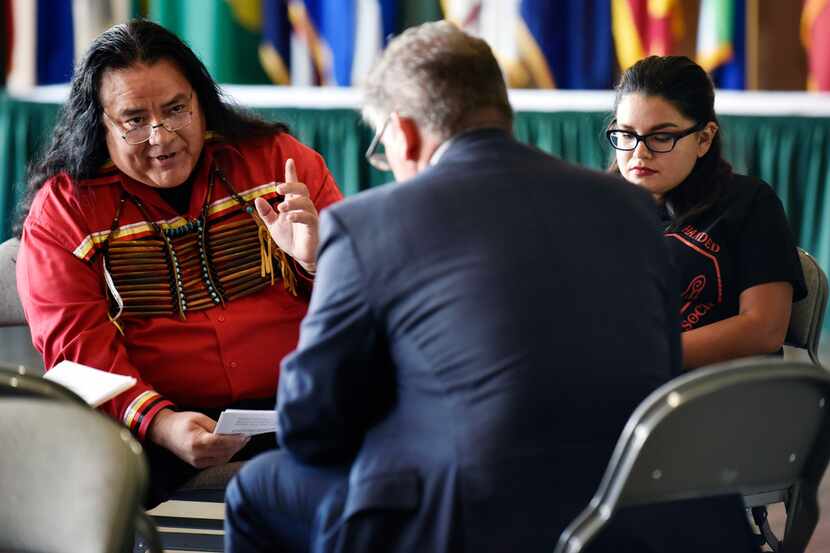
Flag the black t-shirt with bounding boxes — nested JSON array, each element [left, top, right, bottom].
[[661, 173, 806, 332]]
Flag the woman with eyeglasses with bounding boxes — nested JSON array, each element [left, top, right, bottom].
[[607, 55, 805, 370], [15, 20, 342, 508]]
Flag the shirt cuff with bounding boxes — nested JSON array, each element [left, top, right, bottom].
[[122, 390, 175, 440], [292, 257, 316, 284]]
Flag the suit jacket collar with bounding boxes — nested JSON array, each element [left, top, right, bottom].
[[431, 128, 513, 166]]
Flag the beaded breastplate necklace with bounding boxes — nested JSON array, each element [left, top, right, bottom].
[[102, 166, 301, 331]]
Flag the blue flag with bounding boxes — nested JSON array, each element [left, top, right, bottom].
[[289, 0, 397, 86], [261, 0, 293, 84], [521, 0, 613, 89], [697, 0, 745, 89], [36, 0, 74, 84]]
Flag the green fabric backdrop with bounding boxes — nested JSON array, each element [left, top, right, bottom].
[[2, 91, 829, 327]]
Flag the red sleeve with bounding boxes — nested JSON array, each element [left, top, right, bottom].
[[17, 198, 172, 440]]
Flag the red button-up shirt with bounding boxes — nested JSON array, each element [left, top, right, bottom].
[[17, 133, 343, 439]]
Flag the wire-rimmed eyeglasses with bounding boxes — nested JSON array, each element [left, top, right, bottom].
[[104, 92, 194, 145], [606, 121, 706, 154], [365, 116, 391, 172]]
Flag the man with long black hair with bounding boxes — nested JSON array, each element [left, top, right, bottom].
[[16, 19, 342, 507]]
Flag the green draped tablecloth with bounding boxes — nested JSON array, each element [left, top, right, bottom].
[[2, 91, 829, 327]]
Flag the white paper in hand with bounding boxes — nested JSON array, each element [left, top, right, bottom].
[[43, 360, 137, 407], [214, 409, 276, 435]]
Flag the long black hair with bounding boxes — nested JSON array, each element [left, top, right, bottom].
[[17, 19, 287, 235], [609, 55, 732, 227]]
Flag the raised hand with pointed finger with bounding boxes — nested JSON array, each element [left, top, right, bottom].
[[255, 158, 319, 274]]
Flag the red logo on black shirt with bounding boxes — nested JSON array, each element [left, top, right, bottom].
[[680, 275, 714, 330], [681, 302, 715, 331], [681, 225, 721, 252], [666, 230, 724, 332], [681, 275, 706, 310]]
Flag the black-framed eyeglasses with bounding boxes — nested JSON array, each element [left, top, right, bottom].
[[365, 115, 391, 172], [104, 92, 194, 145], [606, 121, 706, 154]]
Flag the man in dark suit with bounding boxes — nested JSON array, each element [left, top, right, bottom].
[[224, 21, 758, 553]]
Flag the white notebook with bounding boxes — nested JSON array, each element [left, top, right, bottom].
[[44, 360, 137, 407]]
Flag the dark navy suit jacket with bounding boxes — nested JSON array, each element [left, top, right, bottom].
[[276, 130, 755, 552]]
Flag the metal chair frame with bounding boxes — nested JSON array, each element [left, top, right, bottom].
[[0, 369, 162, 553], [786, 248, 828, 367], [0, 362, 85, 403], [1, 233, 239, 551], [555, 359, 830, 553]]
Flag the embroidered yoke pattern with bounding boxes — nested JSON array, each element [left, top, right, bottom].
[[102, 166, 302, 327]]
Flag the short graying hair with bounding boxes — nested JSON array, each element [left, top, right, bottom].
[[362, 21, 512, 140]]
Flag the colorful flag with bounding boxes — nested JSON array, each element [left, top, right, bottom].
[[802, 0, 830, 91], [696, 0, 745, 89], [443, 0, 612, 89], [72, 0, 134, 65], [149, 0, 270, 84], [443, 0, 549, 88], [6, 0, 77, 87], [260, 0, 292, 84], [520, 0, 613, 89], [287, 0, 397, 86], [353, 0, 397, 85], [612, 0, 684, 70]]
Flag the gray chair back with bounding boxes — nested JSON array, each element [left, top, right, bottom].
[[0, 399, 152, 553], [786, 248, 828, 366], [555, 358, 830, 553], [0, 362, 85, 403], [0, 238, 43, 370], [0, 234, 228, 549], [0, 238, 25, 326]]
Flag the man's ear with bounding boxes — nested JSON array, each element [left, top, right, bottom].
[[392, 113, 422, 162]]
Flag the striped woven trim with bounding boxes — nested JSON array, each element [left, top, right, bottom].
[[208, 181, 278, 220], [123, 390, 166, 433], [72, 182, 279, 261]]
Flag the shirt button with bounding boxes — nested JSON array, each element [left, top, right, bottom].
[[230, 361, 238, 369], [218, 315, 226, 323]]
